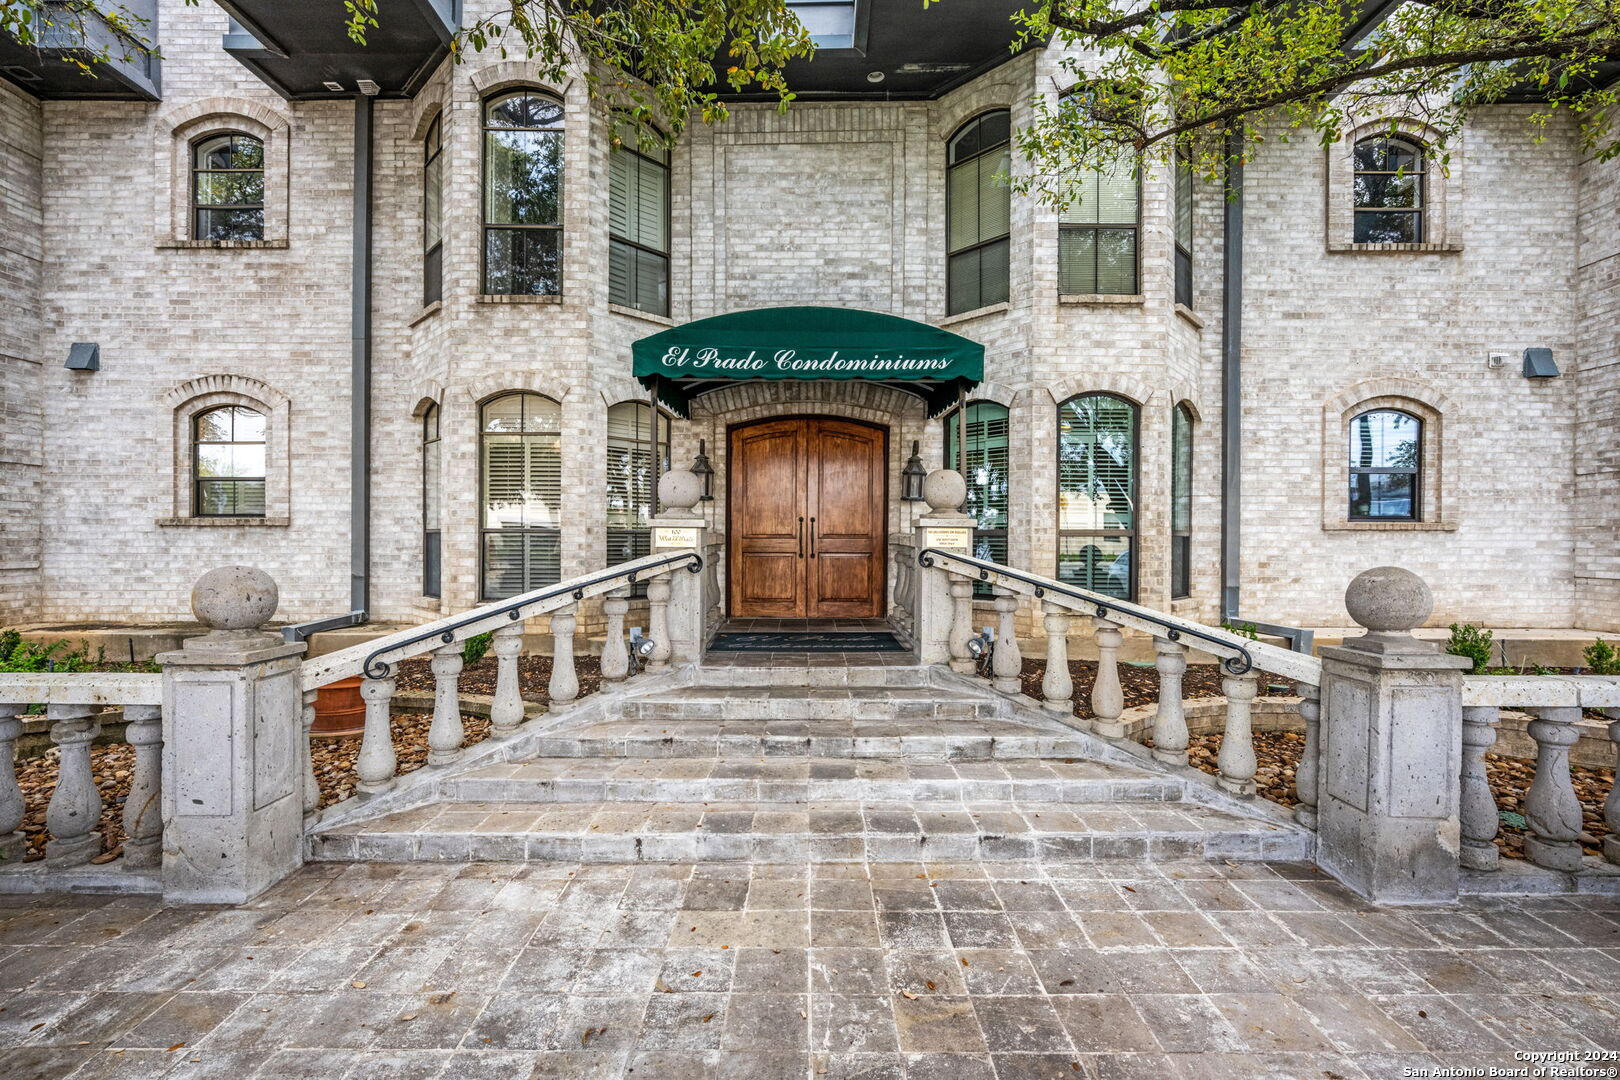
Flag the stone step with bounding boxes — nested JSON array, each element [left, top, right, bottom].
[[617, 686, 999, 722], [528, 718, 1088, 761], [440, 756, 1184, 805], [691, 665, 932, 688], [311, 799, 1310, 865]]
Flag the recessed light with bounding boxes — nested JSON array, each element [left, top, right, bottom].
[[322, 80, 344, 92], [866, 71, 885, 83]]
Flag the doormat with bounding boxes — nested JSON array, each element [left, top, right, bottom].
[[708, 632, 908, 653]]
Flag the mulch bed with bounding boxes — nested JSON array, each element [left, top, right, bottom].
[[312, 711, 491, 810], [394, 653, 603, 703]]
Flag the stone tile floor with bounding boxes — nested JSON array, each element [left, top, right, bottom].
[[3, 858, 1619, 1080]]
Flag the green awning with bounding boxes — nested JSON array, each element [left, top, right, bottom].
[[632, 306, 984, 418]]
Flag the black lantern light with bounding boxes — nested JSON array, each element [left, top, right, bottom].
[[691, 439, 715, 501], [901, 440, 926, 501]]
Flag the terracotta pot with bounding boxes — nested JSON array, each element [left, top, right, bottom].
[[311, 675, 366, 737]]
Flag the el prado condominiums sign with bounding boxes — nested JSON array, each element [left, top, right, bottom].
[[653, 346, 957, 378]]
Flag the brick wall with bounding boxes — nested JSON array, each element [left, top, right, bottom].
[[0, 80, 43, 620]]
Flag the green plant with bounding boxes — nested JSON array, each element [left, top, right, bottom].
[[1584, 638, 1620, 676], [1222, 621, 1259, 641], [1446, 623, 1495, 675], [0, 631, 93, 675], [462, 632, 494, 666]]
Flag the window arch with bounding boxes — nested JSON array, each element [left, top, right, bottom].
[[1171, 403, 1194, 598], [194, 405, 266, 517], [423, 112, 444, 305], [1348, 408, 1421, 521], [943, 400, 1009, 594], [609, 130, 670, 315], [480, 392, 563, 599], [192, 132, 264, 242], [606, 401, 671, 593], [947, 109, 1011, 315], [1353, 136, 1424, 244], [483, 90, 564, 295], [1057, 393, 1137, 600], [422, 403, 442, 598]]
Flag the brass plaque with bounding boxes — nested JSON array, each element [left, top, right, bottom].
[[653, 526, 701, 548], [923, 527, 973, 552]]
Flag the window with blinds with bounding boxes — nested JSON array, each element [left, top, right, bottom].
[[481, 393, 563, 600], [194, 405, 266, 517], [944, 401, 1010, 596], [947, 110, 1011, 315], [422, 403, 442, 598], [1059, 156, 1139, 296], [1349, 409, 1421, 520], [423, 113, 444, 306], [1174, 155, 1193, 308], [609, 139, 669, 316], [483, 91, 564, 296], [1171, 403, 1193, 599], [606, 401, 670, 596], [1057, 393, 1137, 600]]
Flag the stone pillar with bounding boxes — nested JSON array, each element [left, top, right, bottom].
[[1316, 567, 1470, 904], [1459, 705, 1500, 871], [548, 604, 580, 707], [45, 704, 102, 867], [0, 703, 26, 863], [1605, 715, 1620, 867], [1090, 618, 1126, 737], [1040, 604, 1074, 716], [649, 469, 708, 664], [1151, 638, 1189, 766], [990, 588, 1022, 693], [121, 704, 164, 869], [913, 469, 975, 665], [599, 588, 631, 682], [157, 567, 308, 905], [488, 624, 526, 735]]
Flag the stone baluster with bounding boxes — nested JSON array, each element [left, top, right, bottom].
[[1040, 604, 1075, 718], [1459, 705, 1501, 871], [991, 588, 1022, 694], [45, 704, 102, 866], [1293, 683, 1322, 828], [489, 623, 526, 735], [427, 642, 465, 767], [121, 705, 163, 868], [549, 604, 580, 707], [1216, 671, 1258, 796], [646, 573, 673, 672], [0, 703, 26, 862], [357, 672, 398, 794], [1151, 638, 1189, 766], [1090, 617, 1126, 737], [1523, 707, 1584, 871], [1604, 715, 1620, 866], [600, 588, 630, 683], [948, 575, 976, 675], [301, 688, 319, 820]]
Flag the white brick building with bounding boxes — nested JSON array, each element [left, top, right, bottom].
[[2, 0, 1616, 639]]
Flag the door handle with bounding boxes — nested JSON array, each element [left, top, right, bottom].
[[797, 516, 804, 558], [809, 517, 817, 559]]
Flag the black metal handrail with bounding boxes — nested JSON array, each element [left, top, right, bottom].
[[917, 548, 1254, 676], [362, 550, 704, 679]]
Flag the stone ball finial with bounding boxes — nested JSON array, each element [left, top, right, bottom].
[[923, 468, 966, 512], [658, 468, 702, 512], [191, 566, 279, 632], [1344, 566, 1432, 633]]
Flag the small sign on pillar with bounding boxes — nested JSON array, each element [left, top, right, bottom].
[[922, 526, 972, 552], [653, 526, 701, 549]]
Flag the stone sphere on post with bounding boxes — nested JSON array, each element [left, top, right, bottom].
[[658, 468, 702, 516], [191, 566, 279, 636], [922, 469, 966, 513], [1344, 566, 1432, 634]]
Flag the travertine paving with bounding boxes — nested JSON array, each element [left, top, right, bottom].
[[3, 858, 1619, 1080]]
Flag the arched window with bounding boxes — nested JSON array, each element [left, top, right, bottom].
[[947, 110, 1011, 315], [606, 402, 671, 593], [1349, 409, 1421, 520], [1059, 152, 1139, 296], [483, 90, 564, 295], [609, 132, 670, 315], [1353, 136, 1424, 243], [943, 401, 1009, 594], [1057, 393, 1137, 600], [422, 403, 441, 598], [1171, 403, 1193, 598], [192, 132, 264, 242], [423, 113, 444, 305], [194, 405, 266, 517], [480, 393, 562, 599]]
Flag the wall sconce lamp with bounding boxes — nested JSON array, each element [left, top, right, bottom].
[[691, 439, 715, 501], [901, 440, 927, 501], [65, 343, 99, 372]]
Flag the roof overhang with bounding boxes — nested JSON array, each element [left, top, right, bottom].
[[0, 0, 160, 100]]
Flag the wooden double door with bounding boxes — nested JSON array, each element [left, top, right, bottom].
[[728, 417, 888, 618]]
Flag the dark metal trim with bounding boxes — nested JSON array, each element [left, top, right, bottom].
[[352, 94, 374, 618], [1220, 129, 1243, 622], [363, 550, 703, 678], [917, 547, 1253, 675], [281, 610, 366, 644]]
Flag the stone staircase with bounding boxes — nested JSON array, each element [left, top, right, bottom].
[[309, 663, 1311, 866]]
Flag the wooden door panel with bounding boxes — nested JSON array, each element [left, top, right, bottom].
[[807, 419, 886, 618], [729, 421, 806, 617], [814, 553, 875, 603], [738, 553, 800, 603]]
